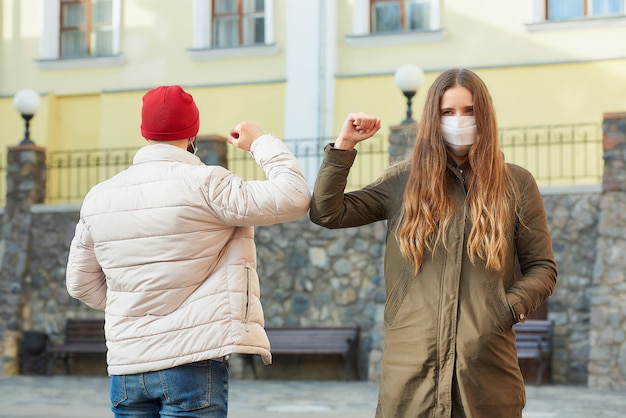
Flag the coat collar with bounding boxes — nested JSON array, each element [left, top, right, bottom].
[[446, 155, 471, 183], [132, 144, 203, 166]]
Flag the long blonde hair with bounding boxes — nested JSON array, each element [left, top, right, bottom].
[[398, 68, 518, 273]]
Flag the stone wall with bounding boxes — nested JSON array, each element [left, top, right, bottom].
[[543, 190, 600, 384], [26, 205, 101, 334], [0, 188, 601, 383], [4, 205, 387, 379], [254, 219, 386, 380]]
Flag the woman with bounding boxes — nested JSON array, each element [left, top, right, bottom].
[[310, 68, 557, 417]]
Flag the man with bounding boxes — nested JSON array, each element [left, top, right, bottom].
[[66, 85, 310, 417]]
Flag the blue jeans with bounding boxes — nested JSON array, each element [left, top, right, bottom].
[[110, 358, 229, 418]]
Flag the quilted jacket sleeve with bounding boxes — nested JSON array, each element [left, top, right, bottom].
[[203, 134, 311, 226], [310, 144, 399, 228], [507, 168, 558, 321], [66, 220, 107, 310]]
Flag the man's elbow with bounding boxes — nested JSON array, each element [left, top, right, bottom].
[[283, 185, 311, 219]]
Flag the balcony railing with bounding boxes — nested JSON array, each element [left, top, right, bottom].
[[0, 123, 604, 206]]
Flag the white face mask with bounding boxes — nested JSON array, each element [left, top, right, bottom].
[[441, 116, 477, 156]]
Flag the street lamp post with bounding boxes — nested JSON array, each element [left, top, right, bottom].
[[13, 89, 41, 145], [394, 64, 424, 125]]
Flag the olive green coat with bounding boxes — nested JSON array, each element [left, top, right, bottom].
[[310, 145, 557, 418]]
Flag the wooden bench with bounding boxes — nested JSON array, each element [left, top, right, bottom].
[[514, 319, 554, 385], [46, 318, 106, 374], [246, 326, 360, 380]]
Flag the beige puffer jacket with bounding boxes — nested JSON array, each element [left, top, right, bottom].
[[66, 135, 310, 375]]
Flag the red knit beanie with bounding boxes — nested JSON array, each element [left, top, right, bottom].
[[140, 85, 200, 140]]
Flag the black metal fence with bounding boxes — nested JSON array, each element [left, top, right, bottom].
[[500, 123, 602, 186], [45, 148, 138, 204], [228, 135, 390, 193], [0, 123, 604, 206], [41, 136, 391, 205]]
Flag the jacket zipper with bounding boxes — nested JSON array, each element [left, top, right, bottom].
[[242, 267, 251, 330]]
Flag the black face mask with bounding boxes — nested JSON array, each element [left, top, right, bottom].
[[187, 138, 197, 154]]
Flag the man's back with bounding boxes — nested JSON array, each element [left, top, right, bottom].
[[65, 84, 310, 418]]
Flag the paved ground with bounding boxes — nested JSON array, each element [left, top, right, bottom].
[[0, 376, 625, 417]]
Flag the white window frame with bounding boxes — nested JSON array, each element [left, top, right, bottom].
[[526, 0, 626, 31], [347, 0, 444, 48], [37, 0, 123, 69], [188, 0, 278, 61]]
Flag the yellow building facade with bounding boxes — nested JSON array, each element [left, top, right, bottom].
[[1, 0, 626, 197]]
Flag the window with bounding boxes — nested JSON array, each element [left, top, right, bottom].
[[213, 0, 265, 48], [547, 0, 624, 20], [38, 0, 122, 69], [371, 0, 431, 33], [189, 0, 276, 60], [347, 0, 442, 47], [60, 0, 114, 58], [525, 0, 626, 28]]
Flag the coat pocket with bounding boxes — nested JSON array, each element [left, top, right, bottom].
[[242, 267, 251, 325], [491, 280, 516, 331], [385, 267, 426, 328], [226, 263, 259, 328]]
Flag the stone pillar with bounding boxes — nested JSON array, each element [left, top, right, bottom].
[[388, 123, 417, 164], [588, 112, 626, 389], [196, 135, 228, 168], [0, 144, 47, 375]]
